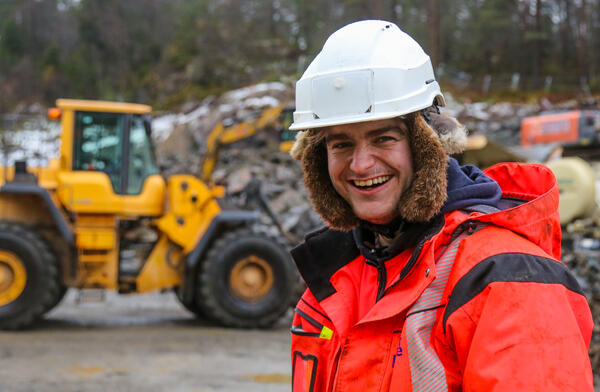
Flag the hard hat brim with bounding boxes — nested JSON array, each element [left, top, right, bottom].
[[290, 92, 445, 131]]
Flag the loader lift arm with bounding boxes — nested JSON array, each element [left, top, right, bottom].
[[200, 105, 284, 183]]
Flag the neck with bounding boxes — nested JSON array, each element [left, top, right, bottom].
[[360, 217, 405, 240]]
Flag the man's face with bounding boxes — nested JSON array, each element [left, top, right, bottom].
[[324, 118, 414, 225]]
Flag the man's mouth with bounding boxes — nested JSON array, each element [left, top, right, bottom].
[[351, 175, 391, 190]]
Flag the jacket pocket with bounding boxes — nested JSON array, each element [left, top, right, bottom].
[[292, 350, 319, 392], [291, 307, 334, 340]]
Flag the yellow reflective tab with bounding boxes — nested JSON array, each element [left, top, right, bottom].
[[319, 326, 333, 340]]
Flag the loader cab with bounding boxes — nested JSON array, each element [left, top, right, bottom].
[[54, 99, 165, 216], [72, 111, 158, 194]]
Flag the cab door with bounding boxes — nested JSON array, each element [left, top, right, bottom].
[[72, 111, 126, 193]]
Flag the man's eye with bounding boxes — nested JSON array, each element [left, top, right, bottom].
[[332, 142, 351, 149], [375, 136, 396, 143]]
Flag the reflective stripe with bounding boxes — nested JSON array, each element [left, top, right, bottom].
[[405, 231, 469, 392]]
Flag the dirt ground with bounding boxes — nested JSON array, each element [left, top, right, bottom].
[[0, 290, 292, 392], [1, 290, 596, 391]]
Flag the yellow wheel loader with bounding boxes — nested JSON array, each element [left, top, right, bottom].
[[0, 99, 297, 329]]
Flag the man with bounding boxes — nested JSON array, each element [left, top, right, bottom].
[[288, 20, 593, 391]]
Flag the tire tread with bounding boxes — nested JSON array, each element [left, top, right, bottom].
[[0, 221, 60, 330], [196, 226, 294, 328]]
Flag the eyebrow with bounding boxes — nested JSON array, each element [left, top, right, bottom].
[[366, 126, 405, 138], [325, 126, 405, 143]]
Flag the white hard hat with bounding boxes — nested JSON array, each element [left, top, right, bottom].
[[290, 20, 445, 131]]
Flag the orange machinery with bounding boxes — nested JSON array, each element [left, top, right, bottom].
[[521, 110, 600, 147]]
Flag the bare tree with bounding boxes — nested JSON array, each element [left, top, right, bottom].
[[427, 0, 440, 69], [531, 0, 542, 87], [373, 0, 384, 18], [575, 0, 589, 80]]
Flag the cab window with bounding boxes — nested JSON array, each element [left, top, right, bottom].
[[279, 108, 297, 142], [73, 111, 124, 192]]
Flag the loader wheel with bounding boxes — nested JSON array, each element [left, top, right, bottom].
[[196, 227, 295, 328], [175, 286, 205, 318], [0, 222, 60, 330], [43, 284, 68, 314]]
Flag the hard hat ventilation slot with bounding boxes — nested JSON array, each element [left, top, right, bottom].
[[425, 79, 435, 85], [365, 106, 372, 113], [313, 113, 320, 119]]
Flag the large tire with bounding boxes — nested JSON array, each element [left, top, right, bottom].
[[196, 227, 296, 328], [0, 222, 61, 330], [42, 284, 68, 314], [174, 286, 206, 318]]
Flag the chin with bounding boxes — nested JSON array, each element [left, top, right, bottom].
[[355, 212, 396, 225]]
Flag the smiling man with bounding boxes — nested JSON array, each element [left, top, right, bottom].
[[288, 20, 593, 392]]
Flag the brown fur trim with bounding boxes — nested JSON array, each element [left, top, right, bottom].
[[294, 113, 454, 230], [428, 112, 468, 154], [397, 114, 448, 222], [290, 130, 310, 161]]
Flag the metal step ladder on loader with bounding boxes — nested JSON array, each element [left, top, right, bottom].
[[0, 99, 297, 330]]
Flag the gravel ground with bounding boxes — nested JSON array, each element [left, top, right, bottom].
[[0, 290, 292, 392], [0, 290, 596, 391]]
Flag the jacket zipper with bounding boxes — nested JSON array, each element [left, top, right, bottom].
[[375, 261, 387, 302], [381, 216, 446, 298], [329, 345, 343, 392], [365, 256, 388, 303]]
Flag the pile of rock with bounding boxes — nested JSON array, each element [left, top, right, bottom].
[[441, 92, 541, 147], [563, 216, 600, 382], [152, 81, 323, 243]]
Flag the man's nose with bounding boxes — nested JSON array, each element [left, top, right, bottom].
[[349, 146, 376, 174]]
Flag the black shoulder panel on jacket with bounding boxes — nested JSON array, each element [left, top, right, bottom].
[[291, 227, 359, 301], [443, 252, 584, 334]]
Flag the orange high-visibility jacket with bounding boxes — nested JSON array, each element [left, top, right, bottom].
[[290, 163, 594, 391]]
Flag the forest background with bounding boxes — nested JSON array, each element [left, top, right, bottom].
[[0, 0, 598, 112]]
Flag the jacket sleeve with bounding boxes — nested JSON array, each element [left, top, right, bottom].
[[291, 289, 338, 392], [442, 254, 594, 391]]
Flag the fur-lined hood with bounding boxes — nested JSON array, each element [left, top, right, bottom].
[[291, 111, 469, 231]]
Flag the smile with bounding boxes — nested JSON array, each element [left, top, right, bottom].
[[352, 175, 391, 189]]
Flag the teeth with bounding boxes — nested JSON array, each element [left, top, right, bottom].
[[353, 176, 390, 187]]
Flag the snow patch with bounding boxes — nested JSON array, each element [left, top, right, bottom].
[[0, 118, 60, 167], [225, 82, 286, 101], [243, 96, 280, 108]]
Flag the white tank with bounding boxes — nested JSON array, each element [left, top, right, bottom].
[[546, 157, 597, 225]]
